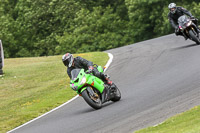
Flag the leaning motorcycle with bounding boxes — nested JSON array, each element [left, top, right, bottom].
[[70, 65, 121, 109], [178, 15, 200, 44]]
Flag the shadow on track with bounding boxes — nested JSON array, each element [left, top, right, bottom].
[[170, 43, 199, 51], [71, 101, 122, 115]]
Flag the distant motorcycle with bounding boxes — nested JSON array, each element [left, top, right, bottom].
[[178, 15, 200, 44], [70, 65, 121, 109]]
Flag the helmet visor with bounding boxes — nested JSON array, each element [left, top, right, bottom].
[[68, 56, 73, 67], [63, 58, 69, 66], [170, 8, 176, 14], [62, 54, 73, 67]]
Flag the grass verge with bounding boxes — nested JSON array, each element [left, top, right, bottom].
[[0, 52, 109, 133], [135, 106, 200, 133]]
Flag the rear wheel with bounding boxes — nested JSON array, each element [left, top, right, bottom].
[[188, 29, 200, 44], [81, 87, 102, 109], [111, 83, 121, 102]]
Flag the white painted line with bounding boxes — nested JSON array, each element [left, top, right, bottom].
[[7, 96, 79, 133], [104, 53, 113, 72], [7, 52, 114, 133], [153, 121, 164, 127]]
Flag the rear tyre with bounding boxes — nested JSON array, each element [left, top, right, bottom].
[[111, 83, 121, 102], [188, 29, 200, 44], [82, 88, 102, 109]]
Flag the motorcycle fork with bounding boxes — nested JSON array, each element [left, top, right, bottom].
[[191, 24, 199, 32], [185, 27, 198, 39], [86, 87, 100, 101]]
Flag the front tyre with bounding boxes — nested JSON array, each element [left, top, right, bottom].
[[81, 88, 102, 109], [188, 29, 200, 44]]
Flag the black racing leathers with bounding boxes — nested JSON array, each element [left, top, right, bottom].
[[168, 7, 193, 29], [67, 56, 106, 81]]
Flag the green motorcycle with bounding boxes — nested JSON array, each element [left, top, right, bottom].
[[70, 65, 121, 109]]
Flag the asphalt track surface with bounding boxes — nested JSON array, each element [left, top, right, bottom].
[[10, 34, 200, 133]]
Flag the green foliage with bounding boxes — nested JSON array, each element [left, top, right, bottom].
[[0, 0, 200, 57], [13, 0, 82, 57], [56, 6, 130, 53], [125, 0, 171, 41]]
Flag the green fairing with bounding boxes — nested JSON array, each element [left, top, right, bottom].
[[70, 68, 105, 94]]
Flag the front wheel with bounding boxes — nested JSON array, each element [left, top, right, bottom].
[[81, 87, 102, 109], [188, 29, 200, 44]]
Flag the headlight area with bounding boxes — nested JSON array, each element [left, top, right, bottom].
[[70, 83, 78, 91], [186, 21, 192, 27], [80, 76, 87, 85]]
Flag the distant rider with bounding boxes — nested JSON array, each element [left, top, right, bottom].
[[168, 3, 200, 40], [62, 53, 112, 85]]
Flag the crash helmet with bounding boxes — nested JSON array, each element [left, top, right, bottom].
[[62, 53, 74, 67], [168, 3, 177, 14]]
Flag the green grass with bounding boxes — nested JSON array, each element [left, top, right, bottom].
[[0, 52, 109, 133], [135, 106, 200, 133]]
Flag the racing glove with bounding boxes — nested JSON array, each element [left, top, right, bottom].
[[88, 66, 94, 73], [190, 16, 195, 19]]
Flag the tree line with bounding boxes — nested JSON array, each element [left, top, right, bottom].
[[0, 0, 199, 58]]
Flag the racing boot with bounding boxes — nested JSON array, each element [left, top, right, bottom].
[[183, 36, 188, 40], [105, 78, 112, 85], [103, 74, 112, 85]]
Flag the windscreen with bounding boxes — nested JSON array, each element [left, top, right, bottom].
[[178, 15, 188, 26], [71, 69, 81, 80]]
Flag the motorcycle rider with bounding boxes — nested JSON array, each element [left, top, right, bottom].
[[168, 3, 200, 40], [62, 53, 112, 85]]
